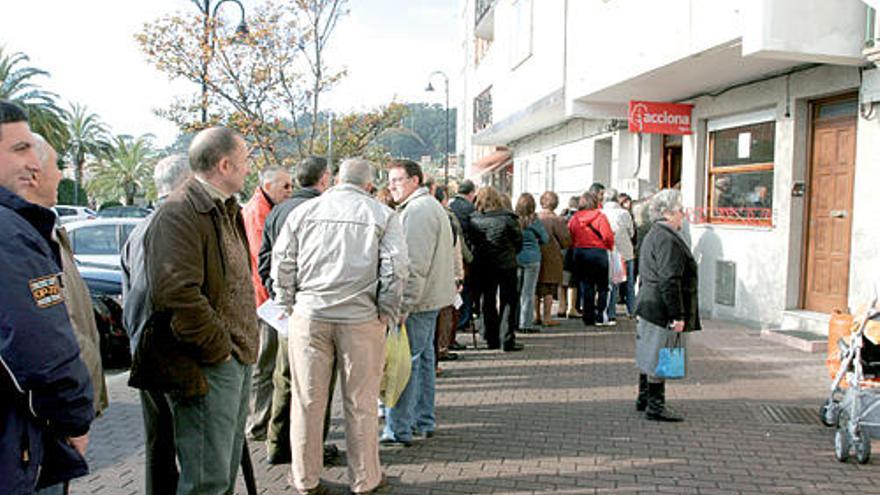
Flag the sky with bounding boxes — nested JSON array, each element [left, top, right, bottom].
[[0, 0, 460, 146]]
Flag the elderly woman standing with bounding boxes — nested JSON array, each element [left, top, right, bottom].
[[535, 191, 571, 327], [634, 189, 701, 422]]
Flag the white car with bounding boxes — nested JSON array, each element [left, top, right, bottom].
[[54, 205, 97, 224], [64, 218, 144, 269]]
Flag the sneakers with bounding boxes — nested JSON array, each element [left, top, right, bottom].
[[379, 436, 412, 447], [596, 319, 617, 327], [503, 343, 525, 352]]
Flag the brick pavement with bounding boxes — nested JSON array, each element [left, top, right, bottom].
[[72, 317, 880, 495]]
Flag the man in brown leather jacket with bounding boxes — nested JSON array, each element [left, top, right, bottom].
[[131, 127, 259, 495]]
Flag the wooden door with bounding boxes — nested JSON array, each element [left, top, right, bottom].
[[803, 98, 858, 313], [661, 135, 682, 188]]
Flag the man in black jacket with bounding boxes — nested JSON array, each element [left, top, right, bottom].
[[257, 156, 338, 464], [448, 180, 477, 346]]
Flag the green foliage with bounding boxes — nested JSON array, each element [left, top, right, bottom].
[[57, 178, 89, 206], [64, 103, 110, 192], [0, 46, 69, 152], [377, 103, 457, 162], [87, 135, 158, 206]]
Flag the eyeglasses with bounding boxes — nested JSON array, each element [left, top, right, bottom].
[[388, 176, 411, 185]]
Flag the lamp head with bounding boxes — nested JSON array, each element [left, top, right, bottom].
[[425, 82, 435, 92], [235, 21, 249, 38]]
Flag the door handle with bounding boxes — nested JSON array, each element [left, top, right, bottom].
[[830, 210, 848, 218]]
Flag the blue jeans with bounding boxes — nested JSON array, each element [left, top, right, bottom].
[[169, 358, 251, 495], [518, 261, 540, 329], [456, 281, 473, 331], [573, 248, 610, 325], [608, 283, 618, 320], [382, 310, 440, 441]]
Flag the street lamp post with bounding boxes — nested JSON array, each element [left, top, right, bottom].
[[425, 70, 450, 186], [192, 0, 249, 124]]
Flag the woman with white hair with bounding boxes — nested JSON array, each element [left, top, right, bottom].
[[634, 189, 701, 422]]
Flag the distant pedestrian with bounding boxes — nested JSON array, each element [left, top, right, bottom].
[[634, 189, 701, 422], [432, 185, 466, 366], [272, 158, 407, 494], [515, 193, 548, 333], [257, 156, 336, 465], [535, 191, 571, 327], [0, 100, 94, 493], [132, 127, 258, 495], [243, 165, 293, 442], [559, 195, 582, 318], [382, 159, 456, 445], [568, 191, 615, 327], [448, 179, 477, 348], [469, 186, 523, 351], [602, 188, 635, 320]]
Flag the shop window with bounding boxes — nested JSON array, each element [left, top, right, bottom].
[[706, 120, 774, 225]]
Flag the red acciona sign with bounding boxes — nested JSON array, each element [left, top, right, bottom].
[[628, 100, 693, 135]]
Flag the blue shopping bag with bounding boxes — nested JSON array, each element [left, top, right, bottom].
[[654, 334, 685, 379]]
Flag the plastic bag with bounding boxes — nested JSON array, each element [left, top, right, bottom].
[[380, 322, 412, 408], [654, 333, 685, 379], [609, 250, 627, 284]]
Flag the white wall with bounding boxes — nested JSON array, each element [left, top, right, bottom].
[[566, 0, 744, 102], [681, 65, 860, 326], [484, 0, 566, 124]]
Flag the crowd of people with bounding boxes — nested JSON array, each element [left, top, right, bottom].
[[1, 98, 700, 495]]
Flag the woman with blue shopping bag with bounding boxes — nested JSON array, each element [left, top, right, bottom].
[[633, 189, 701, 422]]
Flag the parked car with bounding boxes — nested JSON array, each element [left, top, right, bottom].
[[77, 264, 130, 369], [64, 218, 143, 269], [54, 205, 97, 224], [97, 206, 152, 218]]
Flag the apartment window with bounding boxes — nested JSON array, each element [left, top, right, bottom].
[[707, 118, 775, 225], [509, 0, 532, 69]]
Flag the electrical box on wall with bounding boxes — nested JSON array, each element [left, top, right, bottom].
[[715, 260, 736, 306]]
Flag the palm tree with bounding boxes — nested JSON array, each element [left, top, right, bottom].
[[88, 135, 157, 206], [65, 103, 109, 203], [0, 46, 68, 151]]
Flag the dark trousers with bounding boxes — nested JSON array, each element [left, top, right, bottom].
[[573, 248, 610, 325], [476, 266, 518, 349], [267, 336, 336, 460], [139, 388, 178, 495]]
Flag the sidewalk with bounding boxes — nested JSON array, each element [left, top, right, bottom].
[[74, 317, 879, 494]]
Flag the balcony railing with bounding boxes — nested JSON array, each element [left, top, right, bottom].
[[475, 0, 496, 40], [473, 87, 493, 133]]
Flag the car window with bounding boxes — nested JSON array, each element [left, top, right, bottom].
[[121, 224, 137, 244], [56, 207, 74, 216], [72, 225, 119, 255]]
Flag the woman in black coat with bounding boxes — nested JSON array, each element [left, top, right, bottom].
[[469, 186, 524, 352], [634, 189, 701, 422]]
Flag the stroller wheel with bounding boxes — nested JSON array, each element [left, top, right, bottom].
[[835, 427, 851, 462], [835, 411, 851, 462], [820, 400, 840, 427], [855, 435, 871, 464]]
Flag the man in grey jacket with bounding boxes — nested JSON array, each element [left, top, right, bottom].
[[272, 158, 407, 495], [381, 160, 455, 446]]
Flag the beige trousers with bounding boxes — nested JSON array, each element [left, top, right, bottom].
[[288, 314, 385, 493]]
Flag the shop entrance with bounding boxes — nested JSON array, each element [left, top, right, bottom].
[[803, 96, 858, 313], [661, 135, 682, 188]]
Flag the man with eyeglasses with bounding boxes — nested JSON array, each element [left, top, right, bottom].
[[242, 166, 293, 442]]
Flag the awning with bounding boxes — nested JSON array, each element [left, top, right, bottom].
[[468, 149, 512, 179]]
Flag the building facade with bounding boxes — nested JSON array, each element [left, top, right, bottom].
[[457, 0, 880, 331]]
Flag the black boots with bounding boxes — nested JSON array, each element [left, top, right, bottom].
[[636, 374, 648, 412], [645, 381, 683, 422]]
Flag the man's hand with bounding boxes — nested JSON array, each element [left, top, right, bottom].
[[670, 320, 685, 332], [67, 434, 89, 457], [399, 313, 409, 326], [378, 315, 389, 327]]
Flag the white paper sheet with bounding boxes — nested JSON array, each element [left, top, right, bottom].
[[257, 299, 290, 336]]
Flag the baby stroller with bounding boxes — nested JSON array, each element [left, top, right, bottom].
[[820, 307, 880, 463]]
